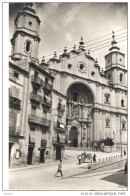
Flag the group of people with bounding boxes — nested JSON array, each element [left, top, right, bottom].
[[78, 153, 96, 165], [54, 151, 127, 177]]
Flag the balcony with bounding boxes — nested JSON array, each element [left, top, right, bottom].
[[53, 136, 66, 145], [30, 92, 42, 103], [28, 114, 51, 127], [42, 95, 52, 108], [9, 96, 21, 110], [57, 105, 65, 112], [43, 82, 52, 91], [9, 73, 16, 82], [54, 121, 66, 132], [9, 126, 21, 136], [31, 75, 43, 86]]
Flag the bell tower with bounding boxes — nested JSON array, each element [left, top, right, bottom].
[[104, 32, 127, 88], [11, 3, 41, 60]]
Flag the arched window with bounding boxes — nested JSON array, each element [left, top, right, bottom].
[[121, 99, 124, 107], [106, 118, 110, 128], [26, 41, 31, 52], [104, 93, 110, 104], [122, 122, 126, 130], [73, 92, 78, 102], [120, 73, 123, 83], [108, 74, 112, 83]]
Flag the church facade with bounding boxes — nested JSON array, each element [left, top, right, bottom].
[[9, 3, 127, 167]]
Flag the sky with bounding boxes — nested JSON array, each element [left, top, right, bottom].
[[9, 2, 127, 69]]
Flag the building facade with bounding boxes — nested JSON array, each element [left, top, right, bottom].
[[9, 3, 127, 167]]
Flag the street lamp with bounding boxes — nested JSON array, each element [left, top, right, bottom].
[[120, 128, 126, 157]]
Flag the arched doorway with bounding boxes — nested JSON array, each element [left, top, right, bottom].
[[66, 82, 94, 148], [69, 126, 78, 147]]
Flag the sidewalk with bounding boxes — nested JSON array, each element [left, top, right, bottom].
[[9, 150, 125, 173], [9, 159, 75, 172]]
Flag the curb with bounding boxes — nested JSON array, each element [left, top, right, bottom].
[[58, 167, 124, 181], [9, 159, 76, 172]]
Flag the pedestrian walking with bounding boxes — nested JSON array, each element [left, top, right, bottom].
[[54, 160, 63, 177], [93, 154, 96, 163], [78, 154, 82, 165]]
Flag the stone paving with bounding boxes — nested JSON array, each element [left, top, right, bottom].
[[9, 149, 126, 172], [9, 150, 127, 191]]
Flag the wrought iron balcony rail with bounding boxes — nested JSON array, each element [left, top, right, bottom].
[[9, 126, 21, 135], [53, 137, 66, 144], [54, 121, 66, 131], [9, 96, 21, 110], [9, 73, 16, 82], [57, 105, 65, 111], [43, 82, 52, 91], [30, 92, 42, 102], [42, 96, 52, 106], [28, 114, 51, 127], [31, 75, 43, 86]]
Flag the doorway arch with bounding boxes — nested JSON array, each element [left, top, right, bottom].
[[69, 126, 78, 147]]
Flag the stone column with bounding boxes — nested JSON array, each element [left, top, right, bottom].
[[87, 122, 91, 148]]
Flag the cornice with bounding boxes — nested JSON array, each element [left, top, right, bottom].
[[9, 61, 29, 75], [14, 11, 41, 25], [11, 30, 41, 44], [50, 69, 127, 92], [29, 61, 55, 80]]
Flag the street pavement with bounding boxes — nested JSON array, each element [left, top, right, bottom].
[[9, 151, 127, 191]]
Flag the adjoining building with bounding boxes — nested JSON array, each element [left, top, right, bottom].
[[9, 3, 127, 167], [9, 3, 55, 166]]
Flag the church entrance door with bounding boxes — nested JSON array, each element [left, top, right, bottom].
[[69, 127, 78, 147]]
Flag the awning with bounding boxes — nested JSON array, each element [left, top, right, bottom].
[[58, 133, 65, 143]]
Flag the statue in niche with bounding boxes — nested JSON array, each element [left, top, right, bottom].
[[71, 105, 79, 117], [87, 107, 92, 117], [83, 131, 86, 140]]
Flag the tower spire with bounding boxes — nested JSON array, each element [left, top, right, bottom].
[[109, 31, 120, 51], [79, 36, 85, 51]]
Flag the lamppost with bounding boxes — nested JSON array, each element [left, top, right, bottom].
[[120, 128, 126, 157], [81, 122, 83, 149], [119, 114, 127, 157]]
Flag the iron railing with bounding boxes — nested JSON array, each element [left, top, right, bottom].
[[30, 92, 42, 102], [31, 75, 43, 86], [28, 114, 51, 127]]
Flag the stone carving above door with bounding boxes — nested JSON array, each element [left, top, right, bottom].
[[71, 105, 79, 117]]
